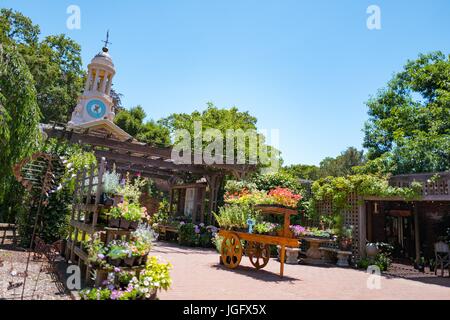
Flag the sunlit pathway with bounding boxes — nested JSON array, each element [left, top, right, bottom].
[[153, 242, 450, 300]]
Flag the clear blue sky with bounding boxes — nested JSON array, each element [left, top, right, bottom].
[[2, 0, 450, 166]]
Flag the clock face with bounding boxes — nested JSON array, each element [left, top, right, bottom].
[[86, 99, 107, 119]]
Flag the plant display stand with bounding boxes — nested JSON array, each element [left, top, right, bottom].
[[64, 157, 140, 286], [218, 205, 299, 277]]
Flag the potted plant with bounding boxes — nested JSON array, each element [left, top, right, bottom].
[[429, 258, 436, 272], [338, 226, 354, 251], [107, 241, 129, 267], [121, 202, 147, 230], [86, 236, 107, 267], [108, 206, 122, 228], [417, 257, 425, 273], [102, 170, 121, 206]]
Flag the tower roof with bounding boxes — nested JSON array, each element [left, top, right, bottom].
[[91, 47, 115, 69]]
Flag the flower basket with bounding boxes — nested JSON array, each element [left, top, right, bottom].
[[254, 204, 298, 215]]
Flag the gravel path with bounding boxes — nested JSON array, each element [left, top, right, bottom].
[[0, 225, 70, 300], [154, 242, 450, 300]]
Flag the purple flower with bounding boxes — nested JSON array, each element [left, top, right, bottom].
[[114, 267, 121, 273], [97, 253, 105, 260], [194, 226, 200, 234]]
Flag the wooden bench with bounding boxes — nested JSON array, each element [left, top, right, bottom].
[[319, 247, 352, 267], [157, 224, 179, 241]]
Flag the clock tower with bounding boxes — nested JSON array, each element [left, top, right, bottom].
[[68, 33, 131, 141]]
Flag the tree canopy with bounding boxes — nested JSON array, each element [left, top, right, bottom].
[[0, 8, 84, 123], [0, 43, 41, 205], [114, 105, 171, 147], [362, 51, 450, 174]]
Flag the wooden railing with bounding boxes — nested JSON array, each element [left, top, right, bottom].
[[389, 172, 450, 201]]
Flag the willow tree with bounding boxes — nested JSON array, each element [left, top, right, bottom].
[[0, 44, 41, 221]]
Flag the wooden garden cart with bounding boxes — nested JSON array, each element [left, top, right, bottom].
[[218, 205, 299, 277]]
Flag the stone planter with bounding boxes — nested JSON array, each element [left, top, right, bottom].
[[336, 251, 351, 267], [277, 245, 300, 265]]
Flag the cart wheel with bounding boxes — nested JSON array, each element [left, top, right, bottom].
[[221, 233, 242, 269], [247, 241, 270, 270]]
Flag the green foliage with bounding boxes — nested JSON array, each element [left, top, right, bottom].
[[213, 204, 261, 230], [160, 102, 282, 166], [0, 43, 41, 208], [177, 223, 198, 247], [281, 164, 320, 181], [318, 147, 366, 178], [312, 174, 422, 216], [363, 51, 450, 174], [102, 169, 120, 195], [251, 171, 303, 193], [1, 9, 84, 123], [116, 173, 146, 203], [114, 106, 171, 146]]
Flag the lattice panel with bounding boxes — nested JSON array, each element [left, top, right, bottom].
[[315, 192, 361, 257]]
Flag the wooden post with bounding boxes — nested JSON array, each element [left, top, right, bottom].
[[358, 200, 367, 258], [414, 203, 421, 263], [279, 245, 285, 277]]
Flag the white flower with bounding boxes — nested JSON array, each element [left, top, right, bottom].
[[143, 280, 149, 286], [142, 288, 149, 293], [145, 293, 150, 298], [154, 282, 160, 287]]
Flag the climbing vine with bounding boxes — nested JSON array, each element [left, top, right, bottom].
[[310, 174, 423, 218]]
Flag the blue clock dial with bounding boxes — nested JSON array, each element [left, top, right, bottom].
[[86, 99, 107, 119]]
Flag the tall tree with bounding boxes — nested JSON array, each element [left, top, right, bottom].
[[318, 147, 365, 178], [0, 44, 41, 219], [363, 52, 450, 174], [115, 106, 171, 146], [0, 9, 84, 123], [160, 102, 281, 168]]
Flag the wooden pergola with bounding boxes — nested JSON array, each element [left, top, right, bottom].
[[42, 123, 256, 223]]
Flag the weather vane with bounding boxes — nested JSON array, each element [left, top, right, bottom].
[[102, 30, 112, 51]]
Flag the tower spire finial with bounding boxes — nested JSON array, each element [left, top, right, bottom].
[[102, 30, 112, 52]]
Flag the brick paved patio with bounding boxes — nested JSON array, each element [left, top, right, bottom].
[[153, 242, 450, 300]]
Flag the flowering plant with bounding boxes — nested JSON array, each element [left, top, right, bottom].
[[266, 187, 302, 208], [289, 225, 306, 238], [254, 222, 280, 235], [86, 235, 107, 266], [109, 201, 149, 222], [224, 187, 302, 209], [107, 240, 131, 260]]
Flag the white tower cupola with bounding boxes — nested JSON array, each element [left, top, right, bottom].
[[68, 32, 131, 141]]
